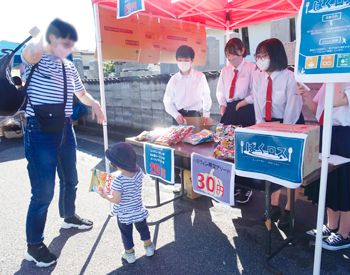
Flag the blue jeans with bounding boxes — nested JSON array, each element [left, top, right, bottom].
[[24, 117, 78, 245]]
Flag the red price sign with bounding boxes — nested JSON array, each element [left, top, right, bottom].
[[149, 162, 166, 179], [197, 169, 224, 197]]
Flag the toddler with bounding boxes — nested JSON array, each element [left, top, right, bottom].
[[101, 142, 154, 263]]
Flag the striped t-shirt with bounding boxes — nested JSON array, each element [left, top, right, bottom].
[[21, 52, 84, 117], [111, 170, 149, 224]]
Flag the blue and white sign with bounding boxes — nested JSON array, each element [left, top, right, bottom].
[[295, 0, 350, 82], [191, 153, 235, 206], [117, 0, 145, 19], [144, 143, 174, 183], [234, 128, 307, 188]]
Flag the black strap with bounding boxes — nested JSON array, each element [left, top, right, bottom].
[[27, 61, 67, 110], [1, 36, 33, 55]]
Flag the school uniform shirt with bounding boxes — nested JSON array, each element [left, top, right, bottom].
[[314, 83, 350, 126], [21, 52, 84, 118], [216, 60, 259, 106], [253, 69, 303, 124], [111, 170, 149, 225], [163, 68, 212, 119]]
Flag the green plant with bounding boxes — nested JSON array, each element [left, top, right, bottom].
[[103, 61, 116, 73]]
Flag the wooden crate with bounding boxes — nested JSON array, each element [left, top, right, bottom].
[[182, 170, 202, 199]]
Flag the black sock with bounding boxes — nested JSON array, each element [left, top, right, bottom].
[[284, 209, 290, 215], [271, 205, 279, 210]]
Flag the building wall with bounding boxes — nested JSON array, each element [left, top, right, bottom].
[[81, 73, 319, 133]]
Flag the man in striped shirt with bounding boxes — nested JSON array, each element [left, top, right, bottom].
[[22, 19, 105, 268]]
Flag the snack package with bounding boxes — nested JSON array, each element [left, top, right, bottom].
[[148, 128, 168, 143], [172, 125, 195, 144], [183, 129, 214, 145], [213, 137, 235, 160], [214, 123, 240, 142], [89, 168, 116, 195], [136, 131, 150, 141], [154, 127, 181, 146]]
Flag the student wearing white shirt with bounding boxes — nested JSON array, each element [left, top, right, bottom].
[[299, 82, 350, 251], [163, 45, 212, 189], [163, 45, 212, 125], [253, 38, 304, 227], [216, 38, 259, 204]]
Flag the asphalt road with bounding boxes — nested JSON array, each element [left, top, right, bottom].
[[0, 131, 349, 275]]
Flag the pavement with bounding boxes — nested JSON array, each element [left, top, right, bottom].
[[0, 126, 349, 275]]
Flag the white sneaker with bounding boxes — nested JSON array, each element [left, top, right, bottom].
[[144, 242, 155, 257], [173, 183, 181, 193], [122, 250, 136, 263]]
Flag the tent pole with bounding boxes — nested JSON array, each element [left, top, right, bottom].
[[93, 3, 109, 174], [313, 82, 334, 275]]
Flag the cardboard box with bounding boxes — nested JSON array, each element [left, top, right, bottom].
[[183, 117, 214, 134], [182, 170, 202, 199], [246, 123, 320, 178], [0, 126, 5, 137]]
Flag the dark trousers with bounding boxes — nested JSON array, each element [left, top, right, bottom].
[[117, 218, 151, 250], [172, 109, 200, 125], [173, 109, 200, 183]]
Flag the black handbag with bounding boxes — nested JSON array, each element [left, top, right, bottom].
[[28, 62, 67, 133]]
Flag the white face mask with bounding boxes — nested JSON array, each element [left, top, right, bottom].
[[256, 59, 270, 72], [177, 62, 191, 72], [53, 43, 71, 60]]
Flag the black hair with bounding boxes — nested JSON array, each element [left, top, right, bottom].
[[176, 45, 195, 60], [255, 38, 287, 72], [12, 76, 22, 86], [225, 38, 246, 57], [46, 18, 78, 44]]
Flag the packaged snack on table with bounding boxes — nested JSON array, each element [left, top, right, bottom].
[[172, 125, 195, 144], [135, 130, 150, 141], [183, 129, 214, 145], [148, 128, 168, 143], [213, 137, 235, 160], [214, 124, 240, 142], [154, 126, 184, 146]]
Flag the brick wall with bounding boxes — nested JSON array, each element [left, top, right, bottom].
[[81, 72, 321, 132]]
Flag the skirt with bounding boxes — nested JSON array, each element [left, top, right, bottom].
[[220, 99, 255, 127], [266, 112, 305, 125], [304, 126, 350, 212]]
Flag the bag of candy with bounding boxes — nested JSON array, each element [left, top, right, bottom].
[[183, 129, 214, 145]]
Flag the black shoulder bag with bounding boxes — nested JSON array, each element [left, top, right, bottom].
[[27, 62, 67, 133]]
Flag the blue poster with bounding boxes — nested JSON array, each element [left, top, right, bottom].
[[191, 153, 235, 206], [234, 128, 307, 188], [144, 143, 174, 183], [295, 0, 350, 82], [117, 0, 145, 19]]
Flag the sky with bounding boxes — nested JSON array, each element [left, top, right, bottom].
[[1, 0, 97, 51]]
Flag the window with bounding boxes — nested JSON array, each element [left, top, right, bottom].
[[241, 27, 250, 55], [290, 18, 296, 42]]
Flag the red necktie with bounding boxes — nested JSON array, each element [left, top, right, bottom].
[[265, 76, 272, 121], [318, 110, 324, 126], [229, 69, 238, 99]]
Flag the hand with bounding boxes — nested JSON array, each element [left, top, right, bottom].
[[220, 106, 226, 116], [235, 102, 242, 111], [92, 100, 105, 124], [296, 83, 308, 97], [203, 117, 208, 125], [100, 188, 108, 199], [176, 115, 184, 124]]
